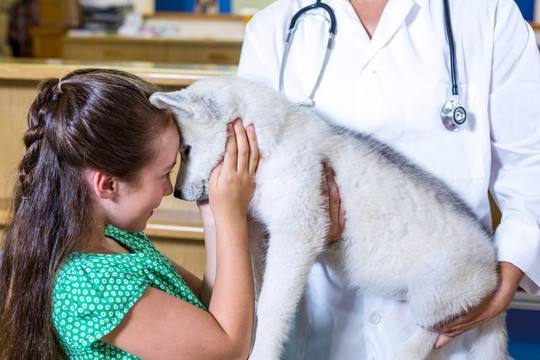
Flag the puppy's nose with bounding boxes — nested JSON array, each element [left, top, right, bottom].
[[174, 189, 182, 199]]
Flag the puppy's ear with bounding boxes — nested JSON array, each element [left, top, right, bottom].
[[150, 92, 194, 118]]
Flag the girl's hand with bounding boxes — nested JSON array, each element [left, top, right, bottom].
[[429, 262, 523, 348], [322, 164, 346, 243], [208, 119, 259, 220]]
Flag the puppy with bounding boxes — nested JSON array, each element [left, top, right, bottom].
[[150, 76, 510, 360]]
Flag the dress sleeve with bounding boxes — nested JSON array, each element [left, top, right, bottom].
[[52, 259, 150, 350], [489, 0, 540, 295]]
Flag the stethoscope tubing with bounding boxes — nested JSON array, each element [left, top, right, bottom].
[[443, 0, 459, 97], [279, 1, 337, 106], [279, 0, 467, 130]]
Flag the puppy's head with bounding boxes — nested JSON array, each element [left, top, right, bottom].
[[150, 82, 235, 201]]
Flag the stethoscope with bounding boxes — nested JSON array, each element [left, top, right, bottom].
[[279, 0, 467, 131]]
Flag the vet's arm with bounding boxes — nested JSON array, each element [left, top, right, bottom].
[[431, 262, 523, 349]]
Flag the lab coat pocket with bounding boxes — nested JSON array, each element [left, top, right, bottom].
[[405, 82, 485, 180]]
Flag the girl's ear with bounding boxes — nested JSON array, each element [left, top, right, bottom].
[[83, 169, 118, 199]]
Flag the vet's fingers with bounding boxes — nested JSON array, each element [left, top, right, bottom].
[[430, 283, 509, 337], [326, 167, 339, 239], [323, 164, 344, 243], [337, 188, 346, 230], [428, 312, 470, 337], [433, 334, 455, 349], [436, 313, 489, 338]]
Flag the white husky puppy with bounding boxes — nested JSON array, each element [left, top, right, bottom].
[[150, 76, 510, 360]]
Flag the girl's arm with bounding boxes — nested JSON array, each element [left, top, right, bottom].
[[162, 205, 215, 304], [161, 202, 217, 305], [101, 120, 258, 360], [197, 199, 217, 308]]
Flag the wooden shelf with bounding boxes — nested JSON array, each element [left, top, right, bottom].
[[62, 35, 243, 65]]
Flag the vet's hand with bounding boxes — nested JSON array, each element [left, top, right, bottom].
[[322, 164, 345, 243], [208, 119, 259, 219], [429, 262, 523, 349]]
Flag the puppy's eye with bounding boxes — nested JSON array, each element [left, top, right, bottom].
[[182, 145, 191, 156]]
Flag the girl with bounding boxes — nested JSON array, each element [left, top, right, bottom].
[[0, 68, 259, 360]]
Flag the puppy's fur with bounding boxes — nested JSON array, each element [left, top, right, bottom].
[[150, 76, 510, 360]]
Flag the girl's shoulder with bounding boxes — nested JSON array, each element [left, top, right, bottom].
[[51, 226, 205, 356], [53, 226, 165, 296], [51, 250, 151, 356]]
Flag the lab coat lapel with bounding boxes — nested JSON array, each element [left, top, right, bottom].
[[359, 0, 416, 71]]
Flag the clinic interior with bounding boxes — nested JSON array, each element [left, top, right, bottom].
[[0, 0, 539, 358]]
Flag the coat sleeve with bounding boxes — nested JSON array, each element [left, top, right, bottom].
[[489, 0, 540, 295]]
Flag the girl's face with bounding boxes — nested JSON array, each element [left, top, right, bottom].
[[108, 121, 180, 232]]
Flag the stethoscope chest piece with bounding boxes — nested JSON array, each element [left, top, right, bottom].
[[441, 97, 467, 131]]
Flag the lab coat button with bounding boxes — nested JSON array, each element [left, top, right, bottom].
[[369, 312, 382, 324]]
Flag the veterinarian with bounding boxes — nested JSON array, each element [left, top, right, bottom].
[[238, 0, 540, 358], [0, 68, 262, 359]]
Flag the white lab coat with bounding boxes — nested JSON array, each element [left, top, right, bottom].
[[238, 0, 540, 358]]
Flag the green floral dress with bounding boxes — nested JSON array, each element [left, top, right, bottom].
[[52, 225, 206, 359]]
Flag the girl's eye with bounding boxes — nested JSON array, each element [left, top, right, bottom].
[[163, 172, 171, 179]]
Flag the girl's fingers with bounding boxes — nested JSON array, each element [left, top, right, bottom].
[[209, 162, 223, 188], [233, 119, 250, 172], [246, 124, 259, 175], [222, 122, 238, 172], [220, 119, 258, 177]]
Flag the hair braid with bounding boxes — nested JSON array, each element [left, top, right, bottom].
[[17, 78, 64, 195]]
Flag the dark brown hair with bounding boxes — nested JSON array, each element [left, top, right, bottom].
[[0, 68, 175, 360]]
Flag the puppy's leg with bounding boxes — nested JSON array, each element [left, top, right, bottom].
[[395, 326, 439, 360], [248, 160, 328, 360], [247, 219, 267, 299], [468, 313, 512, 360], [404, 246, 501, 359], [250, 231, 322, 360]]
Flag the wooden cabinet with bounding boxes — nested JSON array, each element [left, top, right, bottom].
[[62, 36, 243, 65], [37, 0, 79, 27], [30, 26, 66, 58], [29, 0, 78, 58]]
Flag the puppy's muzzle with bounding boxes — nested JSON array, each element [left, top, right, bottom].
[[174, 181, 208, 202]]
